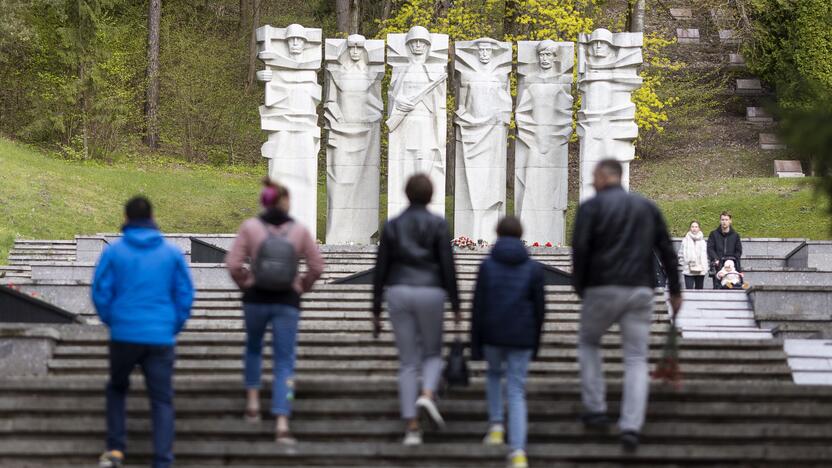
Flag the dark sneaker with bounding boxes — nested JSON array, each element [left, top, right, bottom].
[[580, 412, 611, 431], [98, 450, 124, 467], [621, 430, 640, 453]]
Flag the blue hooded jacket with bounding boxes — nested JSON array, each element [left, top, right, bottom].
[[91, 222, 194, 346], [470, 237, 546, 360]]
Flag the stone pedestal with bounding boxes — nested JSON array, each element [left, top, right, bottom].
[[577, 29, 643, 201], [0, 327, 59, 376], [515, 40, 573, 244], [386, 27, 448, 218], [256, 24, 322, 235], [324, 35, 384, 244], [452, 38, 512, 242]]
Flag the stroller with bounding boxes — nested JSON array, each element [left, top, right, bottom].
[[710, 255, 746, 289]]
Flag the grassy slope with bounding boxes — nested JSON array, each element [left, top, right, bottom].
[[0, 139, 263, 262]]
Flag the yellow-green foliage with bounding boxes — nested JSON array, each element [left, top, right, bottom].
[[633, 33, 680, 134]]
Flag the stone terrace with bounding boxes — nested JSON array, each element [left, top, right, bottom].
[[2, 235, 832, 466]]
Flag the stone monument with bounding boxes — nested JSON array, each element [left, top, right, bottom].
[[515, 40, 574, 244], [386, 26, 449, 217], [256, 23, 322, 235], [323, 34, 384, 244], [452, 38, 512, 242], [577, 28, 643, 200]]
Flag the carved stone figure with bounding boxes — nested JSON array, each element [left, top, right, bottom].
[[515, 40, 574, 244], [386, 26, 449, 217], [256, 24, 323, 235], [324, 34, 384, 244], [577, 28, 643, 200], [453, 38, 512, 242]]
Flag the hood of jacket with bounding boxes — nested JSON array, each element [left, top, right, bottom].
[[716, 226, 737, 237], [491, 237, 529, 265], [121, 221, 163, 249]]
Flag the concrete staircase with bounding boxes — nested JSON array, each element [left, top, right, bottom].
[[4, 235, 832, 465]]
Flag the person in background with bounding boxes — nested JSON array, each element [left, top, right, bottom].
[[225, 178, 324, 445], [678, 220, 708, 289], [92, 196, 195, 468], [470, 216, 545, 468], [707, 211, 743, 289], [372, 173, 461, 446], [571, 160, 682, 453]]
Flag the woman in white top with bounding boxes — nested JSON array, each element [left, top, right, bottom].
[[678, 220, 708, 289]]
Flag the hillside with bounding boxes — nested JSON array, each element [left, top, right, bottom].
[[1, 137, 827, 263]]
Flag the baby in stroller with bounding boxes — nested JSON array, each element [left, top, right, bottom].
[[716, 259, 748, 289]]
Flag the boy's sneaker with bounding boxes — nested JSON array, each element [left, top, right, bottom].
[[416, 396, 446, 430], [508, 449, 529, 468], [98, 450, 124, 468], [580, 412, 611, 431], [403, 429, 423, 446], [483, 423, 505, 445], [621, 430, 640, 453]]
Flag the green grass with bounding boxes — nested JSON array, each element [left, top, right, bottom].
[[1, 137, 830, 264], [0, 138, 264, 263]]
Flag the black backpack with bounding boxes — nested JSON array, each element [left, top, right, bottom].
[[252, 221, 298, 292]]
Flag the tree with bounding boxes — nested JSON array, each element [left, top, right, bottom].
[[144, 0, 162, 149], [245, 0, 261, 89], [628, 0, 645, 33], [336, 0, 350, 34]]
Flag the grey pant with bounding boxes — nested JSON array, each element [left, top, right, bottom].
[[385, 285, 446, 420], [578, 286, 654, 432]]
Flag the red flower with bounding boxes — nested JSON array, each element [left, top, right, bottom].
[[651, 324, 683, 390], [545, 242, 553, 247], [532, 242, 540, 247]]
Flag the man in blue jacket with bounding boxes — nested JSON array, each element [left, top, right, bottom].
[[471, 216, 545, 468], [92, 196, 194, 468]]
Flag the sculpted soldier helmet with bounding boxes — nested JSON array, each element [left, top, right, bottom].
[[285, 24, 306, 39], [346, 34, 366, 48], [537, 39, 558, 53], [405, 26, 432, 45], [589, 28, 614, 45]]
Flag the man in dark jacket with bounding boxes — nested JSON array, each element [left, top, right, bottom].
[[470, 216, 544, 468], [572, 160, 682, 453], [372, 174, 460, 446], [92, 197, 194, 468], [707, 211, 743, 289]]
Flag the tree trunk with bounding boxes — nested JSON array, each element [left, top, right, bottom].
[[336, 0, 350, 34], [503, 0, 518, 39], [381, 0, 392, 22], [239, 0, 249, 32], [629, 0, 645, 33], [349, 0, 360, 34], [144, 0, 162, 149], [246, 0, 261, 90]]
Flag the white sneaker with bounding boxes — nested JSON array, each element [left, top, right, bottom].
[[403, 430, 423, 446], [483, 423, 505, 445], [508, 449, 529, 468], [415, 396, 446, 430]]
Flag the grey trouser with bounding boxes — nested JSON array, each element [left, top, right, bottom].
[[385, 285, 446, 420], [578, 286, 654, 432]]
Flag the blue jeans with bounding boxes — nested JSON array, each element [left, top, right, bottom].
[[106, 341, 175, 468], [243, 302, 300, 416], [484, 345, 533, 451]]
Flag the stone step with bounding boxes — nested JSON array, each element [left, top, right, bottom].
[[45, 359, 791, 379], [3, 440, 831, 466]]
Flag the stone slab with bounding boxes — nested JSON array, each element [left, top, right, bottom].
[[785, 339, 832, 358], [669, 8, 693, 20], [760, 133, 786, 150], [0, 326, 59, 376], [727, 53, 746, 69], [736, 78, 763, 96], [774, 159, 803, 177], [718, 30, 741, 45], [676, 28, 700, 44], [746, 107, 773, 123]]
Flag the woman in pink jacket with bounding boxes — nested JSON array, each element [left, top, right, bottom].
[[225, 179, 324, 444]]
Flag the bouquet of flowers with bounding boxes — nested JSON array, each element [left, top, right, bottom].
[[451, 236, 477, 251], [651, 322, 682, 390]]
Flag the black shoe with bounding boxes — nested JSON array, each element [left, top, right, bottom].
[[580, 412, 611, 431], [620, 430, 640, 453]]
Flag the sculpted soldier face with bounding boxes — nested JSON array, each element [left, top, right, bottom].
[[349, 45, 363, 62], [288, 37, 305, 56], [408, 39, 429, 56], [477, 43, 493, 64], [591, 40, 612, 58], [538, 49, 555, 70]]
